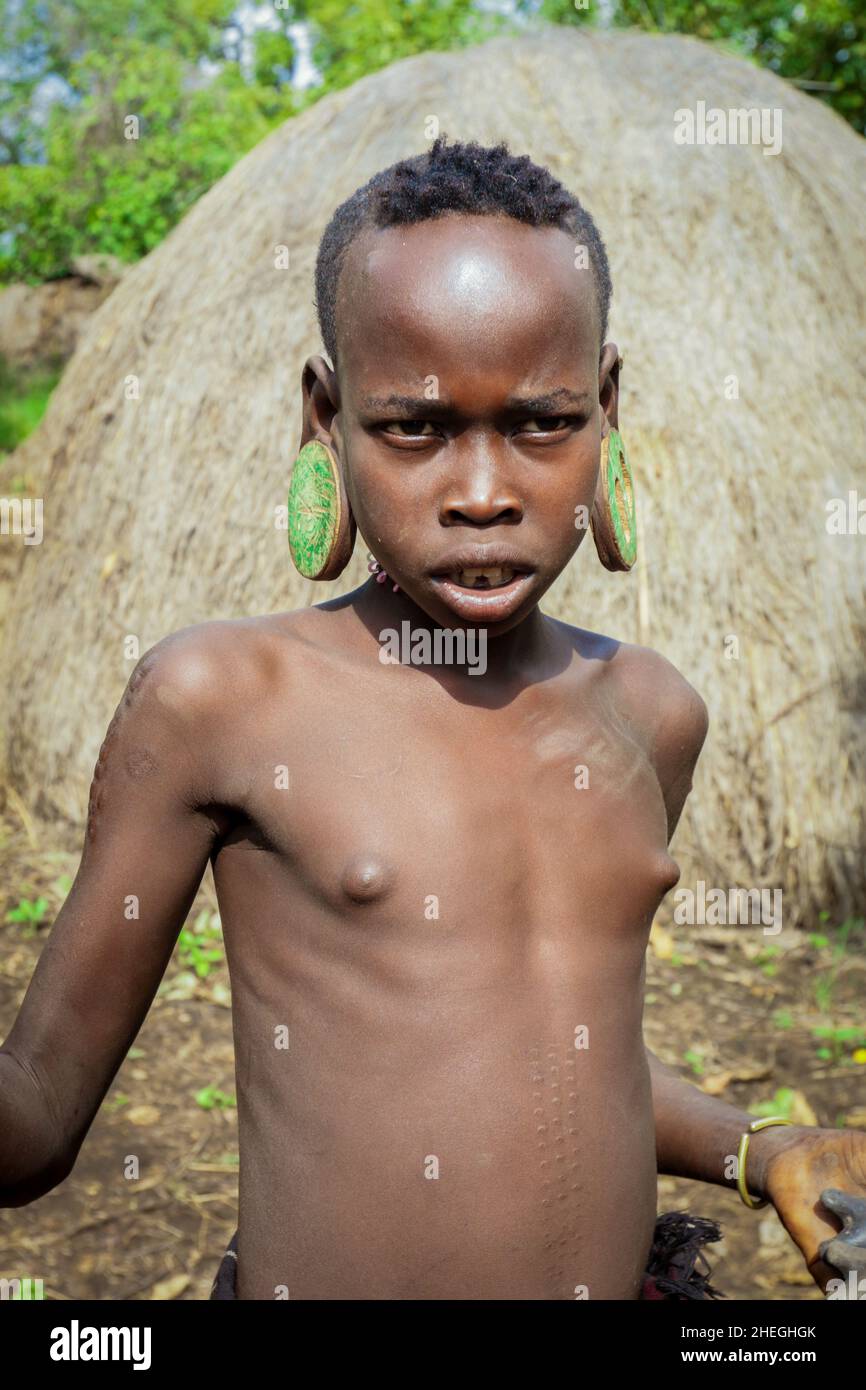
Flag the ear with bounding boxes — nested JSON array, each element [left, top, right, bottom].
[[291, 357, 356, 581], [598, 342, 621, 436], [591, 343, 636, 572], [300, 355, 340, 450]]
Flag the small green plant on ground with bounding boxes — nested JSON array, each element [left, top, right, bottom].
[[177, 909, 224, 979], [812, 1026, 866, 1065], [5, 895, 49, 937], [753, 944, 782, 976], [751, 1087, 796, 1122], [683, 1048, 705, 1077], [811, 912, 865, 1016], [195, 1086, 236, 1111]]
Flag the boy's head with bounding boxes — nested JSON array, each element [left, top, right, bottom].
[[315, 136, 612, 368], [302, 137, 621, 635]]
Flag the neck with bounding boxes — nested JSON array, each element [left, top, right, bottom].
[[350, 576, 555, 685]]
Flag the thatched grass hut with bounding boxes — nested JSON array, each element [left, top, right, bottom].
[[2, 28, 864, 926]]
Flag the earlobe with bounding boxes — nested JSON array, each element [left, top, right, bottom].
[[287, 440, 357, 581], [590, 427, 637, 572], [591, 349, 634, 571]]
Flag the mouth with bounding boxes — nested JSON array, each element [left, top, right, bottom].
[[446, 565, 520, 590], [429, 554, 536, 623]]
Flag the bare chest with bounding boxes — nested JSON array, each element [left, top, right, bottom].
[[222, 686, 679, 949]]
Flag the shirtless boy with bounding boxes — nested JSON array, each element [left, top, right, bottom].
[[2, 138, 864, 1300]]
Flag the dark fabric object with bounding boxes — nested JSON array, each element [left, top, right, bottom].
[[209, 1229, 238, 1300], [209, 1211, 725, 1300], [640, 1210, 725, 1300]]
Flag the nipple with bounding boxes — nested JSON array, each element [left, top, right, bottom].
[[341, 855, 394, 904]]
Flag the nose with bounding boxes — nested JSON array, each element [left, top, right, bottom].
[[439, 453, 523, 527]]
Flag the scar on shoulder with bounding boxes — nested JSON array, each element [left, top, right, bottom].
[[125, 747, 159, 780], [86, 652, 162, 839]]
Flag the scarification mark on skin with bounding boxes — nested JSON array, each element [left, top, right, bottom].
[[531, 1042, 586, 1296], [337, 734, 403, 780], [126, 748, 159, 780], [565, 706, 655, 804], [86, 653, 158, 843]]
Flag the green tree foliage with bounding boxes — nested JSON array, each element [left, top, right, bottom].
[[536, 0, 865, 134], [1, 0, 862, 285], [0, 0, 296, 281], [292, 0, 505, 95]]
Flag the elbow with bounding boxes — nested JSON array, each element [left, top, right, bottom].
[[0, 1151, 73, 1208], [0, 1049, 75, 1207]]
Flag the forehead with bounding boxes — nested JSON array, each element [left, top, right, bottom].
[[335, 215, 599, 397]]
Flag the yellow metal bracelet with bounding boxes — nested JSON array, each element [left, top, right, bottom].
[[737, 1116, 794, 1209]]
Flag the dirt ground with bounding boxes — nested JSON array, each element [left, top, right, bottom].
[[0, 807, 863, 1302]]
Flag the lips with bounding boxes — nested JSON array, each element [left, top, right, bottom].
[[431, 572, 535, 623], [428, 549, 535, 623], [431, 547, 533, 582]]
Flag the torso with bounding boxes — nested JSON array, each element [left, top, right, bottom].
[[208, 607, 680, 1299]]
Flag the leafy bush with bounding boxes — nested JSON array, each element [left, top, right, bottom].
[[1, 1, 862, 286]]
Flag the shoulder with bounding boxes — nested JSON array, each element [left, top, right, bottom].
[[128, 612, 313, 718], [607, 641, 709, 764], [554, 619, 708, 752], [601, 639, 708, 838], [85, 621, 259, 832], [553, 619, 708, 802], [124, 619, 266, 719], [90, 615, 306, 815], [100, 616, 305, 785]]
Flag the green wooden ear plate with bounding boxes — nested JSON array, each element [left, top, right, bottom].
[[287, 440, 342, 579], [603, 427, 637, 569]]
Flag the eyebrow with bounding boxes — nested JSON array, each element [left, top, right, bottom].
[[360, 388, 593, 415]]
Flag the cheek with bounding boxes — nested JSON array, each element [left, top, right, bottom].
[[344, 454, 417, 547], [342, 443, 382, 518], [533, 452, 599, 542]]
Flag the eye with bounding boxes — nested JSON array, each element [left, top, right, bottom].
[[380, 420, 438, 437], [519, 416, 573, 434]]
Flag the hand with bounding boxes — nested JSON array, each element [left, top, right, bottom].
[[759, 1126, 866, 1290]]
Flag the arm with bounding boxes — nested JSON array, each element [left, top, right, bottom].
[[647, 1043, 866, 1285], [647, 1045, 801, 1196], [642, 648, 866, 1286], [0, 632, 226, 1206], [641, 658, 792, 1193]]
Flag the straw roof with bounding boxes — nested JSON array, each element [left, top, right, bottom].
[[2, 28, 865, 925]]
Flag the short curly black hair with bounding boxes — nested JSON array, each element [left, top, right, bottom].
[[314, 135, 612, 367]]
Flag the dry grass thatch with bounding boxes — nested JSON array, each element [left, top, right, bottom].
[[1, 27, 865, 924]]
